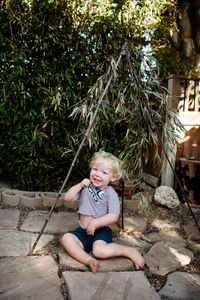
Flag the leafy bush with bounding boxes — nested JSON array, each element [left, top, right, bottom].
[[0, 0, 183, 190]]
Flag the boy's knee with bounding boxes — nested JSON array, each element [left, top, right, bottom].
[[92, 244, 106, 258], [61, 233, 71, 245]]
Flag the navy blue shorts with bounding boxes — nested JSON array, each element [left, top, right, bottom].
[[72, 226, 113, 253]]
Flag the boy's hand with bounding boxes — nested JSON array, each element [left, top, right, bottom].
[[80, 178, 91, 189], [86, 219, 96, 236]]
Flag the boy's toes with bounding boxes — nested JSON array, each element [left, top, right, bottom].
[[88, 259, 100, 274]]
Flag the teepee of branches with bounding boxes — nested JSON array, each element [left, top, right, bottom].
[[30, 41, 195, 254]]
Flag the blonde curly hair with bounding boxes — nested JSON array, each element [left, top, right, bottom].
[[89, 150, 124, 181]]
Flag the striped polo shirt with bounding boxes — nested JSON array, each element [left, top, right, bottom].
[[77, 184, 120, 219]]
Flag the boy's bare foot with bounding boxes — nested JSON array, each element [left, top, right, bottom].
[[88, 258, 100, 274], [130, 248, 145, 270]]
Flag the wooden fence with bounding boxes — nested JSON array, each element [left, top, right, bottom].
[[144, 75, 200, 201], [161, 75, 200, 203]]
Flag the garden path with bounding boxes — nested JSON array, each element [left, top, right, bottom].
[[0, 186, 200, 300]]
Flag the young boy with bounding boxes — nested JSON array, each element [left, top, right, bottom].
[[62, 150, 145, 274]]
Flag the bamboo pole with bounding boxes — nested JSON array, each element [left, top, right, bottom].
[[28, 50, 123, 255]]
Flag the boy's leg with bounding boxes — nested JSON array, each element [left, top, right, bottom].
[[92, 240, 145, 270], [62, 233, 100, 274]]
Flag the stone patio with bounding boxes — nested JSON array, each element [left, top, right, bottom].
[[0, 188, 200, 299]]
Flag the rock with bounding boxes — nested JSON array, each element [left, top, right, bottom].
[[144, 241, 194, 276], [0, 208, 20, 229], [58, 247, 89, 271], [159, 272, 200, 300], [183, 224, 200, 241], [62, 271, 161, 300], [113, 235, 152, 252], [0, 229, 53, 256], [0, 256, 63, 299], [124, 197, 142, 210], [150, 219, 179, 231], [58, 247, 134, 272], [154, 186, 180, 209], [20, 210, 78, 234], [144, 231, 187, 247], [123, 216, 147, 233]]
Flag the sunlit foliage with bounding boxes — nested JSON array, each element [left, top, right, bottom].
[[0, 0, 182, 190]]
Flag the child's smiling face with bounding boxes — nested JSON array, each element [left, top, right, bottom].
[[89, 158, 116, 189]]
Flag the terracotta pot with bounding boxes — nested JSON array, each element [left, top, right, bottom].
[[114, 186, 133, 196]]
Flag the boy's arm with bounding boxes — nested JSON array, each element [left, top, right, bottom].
[[86, 213, 119, 235], [64, 178, 91, 202]]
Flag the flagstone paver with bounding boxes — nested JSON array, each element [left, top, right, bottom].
[[158, 272, 200, 300], [62, 271, 161, 300], [114, 234, 152, 251], [0, 256, 63, 300], [20, 210, 78, 233], [144, 231, 187, 247], [58, 247, 134, 272], [150, 218, 180, 231], [123, 216, 147, 232], [0, 208, 20, 228], [0, 229, 53, 256], [0, 186, 199, 300], [183, 224, 200, 241], [144, 241, 194, 276]]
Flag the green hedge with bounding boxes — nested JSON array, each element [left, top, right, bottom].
[[0, 0, 182, 191]]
